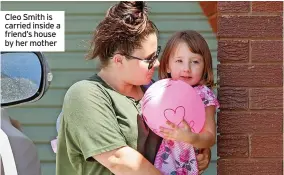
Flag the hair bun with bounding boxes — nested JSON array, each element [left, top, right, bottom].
[[107, 1, 149, 34], [134, 1, 147, 14]]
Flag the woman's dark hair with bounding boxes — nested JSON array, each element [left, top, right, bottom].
[[158, 30, 214, 88], [86, 1, 159, 67]]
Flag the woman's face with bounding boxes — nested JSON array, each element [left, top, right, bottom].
[[122, 33, 160, 85]]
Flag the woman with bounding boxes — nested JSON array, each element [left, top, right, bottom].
[[56, 2, 211, 175]]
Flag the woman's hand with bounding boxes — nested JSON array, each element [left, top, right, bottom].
[[196, 148, 211, 174], [159, 120, 198, 144]]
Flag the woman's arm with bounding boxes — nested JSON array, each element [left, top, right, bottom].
[[93, 146, 162, 175], [62, 82, 160, 174]]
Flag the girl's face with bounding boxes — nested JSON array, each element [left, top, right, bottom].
[[121, 33, 160, 85], [167, 41, 204, 86]]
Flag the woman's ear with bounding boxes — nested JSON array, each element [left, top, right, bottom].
[[113, 54, 123, 66]]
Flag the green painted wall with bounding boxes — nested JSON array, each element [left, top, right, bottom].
[[2, 1, 218, 175]]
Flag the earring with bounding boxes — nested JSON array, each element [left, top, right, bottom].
[[203, 73, 208, 79]]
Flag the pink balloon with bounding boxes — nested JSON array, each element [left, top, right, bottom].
[[141, 79, 205, 138]]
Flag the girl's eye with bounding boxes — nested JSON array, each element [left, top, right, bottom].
[[176, 60, 182, 63], [192, 60, 199, 64]]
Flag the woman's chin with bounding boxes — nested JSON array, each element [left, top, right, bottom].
[[139, 77, 152, 86], [146, 74, 154, 82]]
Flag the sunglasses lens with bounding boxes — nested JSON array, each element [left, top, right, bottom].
[[148, 46, 160, 69], [148, 57, 156, 69], [148, 62, 152, 70]]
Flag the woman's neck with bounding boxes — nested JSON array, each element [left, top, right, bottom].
[[98, 68, 143, 100]]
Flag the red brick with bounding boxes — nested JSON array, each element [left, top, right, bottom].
[[218, 88, 249, 110], [252, 2, 283, 12], [217, 135, 249, 158], [251, 40, 283, 63], [199, 2, 217, 17], [218, 1, 250, 13], [251, 134, 283, 158], [218, 159, 283, 175], [217, 111, 282, 134], [218, 64, 283, 87], [218, 16, 283, 38], [208, 14, 217, 33], [250, 88, 283, 109], [218, 40, 249, 63]]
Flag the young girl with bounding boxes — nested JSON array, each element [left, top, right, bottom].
[[154, 30, 219, 175]]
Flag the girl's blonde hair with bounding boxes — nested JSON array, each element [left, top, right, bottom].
[[158, 30, 214, 88]]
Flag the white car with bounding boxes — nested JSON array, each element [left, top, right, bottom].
[[1, 52, 52, 175]]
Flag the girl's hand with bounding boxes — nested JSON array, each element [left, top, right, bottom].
[[159, 120, 198, 144]]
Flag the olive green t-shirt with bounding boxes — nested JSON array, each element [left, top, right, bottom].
[[56, 74, 161, 175]]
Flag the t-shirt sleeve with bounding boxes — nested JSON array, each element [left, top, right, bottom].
[[62, 81, 127, 161], [199, 86, 220, 109]]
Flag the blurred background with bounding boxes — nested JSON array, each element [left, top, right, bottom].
[[2, 1, 218, 175]]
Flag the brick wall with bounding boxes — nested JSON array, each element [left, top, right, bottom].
[[217, 2, 283, 175], [199, 2, 217, 33]]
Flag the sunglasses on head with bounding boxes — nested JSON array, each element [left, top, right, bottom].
[[119, 46, 161, 70]]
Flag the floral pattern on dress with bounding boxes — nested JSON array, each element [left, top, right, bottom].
[[194, 85, 220, 109], [154, 85, 219, 175]]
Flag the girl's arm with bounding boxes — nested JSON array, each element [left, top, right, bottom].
[[160, 105, 217, 149], [189, 105, 216, 148]]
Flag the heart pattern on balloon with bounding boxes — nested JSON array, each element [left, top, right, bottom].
[[163, 106, 185, 126]]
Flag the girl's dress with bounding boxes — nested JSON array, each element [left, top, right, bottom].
[[154, 85, 219, 175]]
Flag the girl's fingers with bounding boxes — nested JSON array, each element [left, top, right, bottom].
[[166, 120, 176, 128], [181, 120, 192, 130], [181, 120, 188, 126], [159, 127, 175, 138], [159, 127, 173, 133], [160, 132, 171, 139], [159, 129, 168, 135]]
